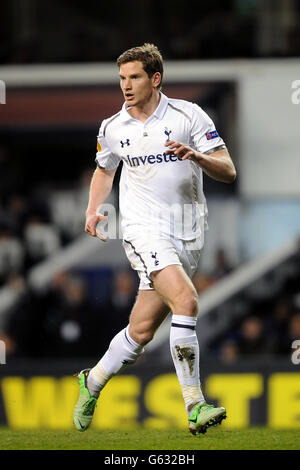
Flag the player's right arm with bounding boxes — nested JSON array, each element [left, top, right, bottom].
[[85, 166, 117, 240], [86, 119, 120, 240]]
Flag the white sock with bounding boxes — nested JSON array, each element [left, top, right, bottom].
[[170, 314, 205, 414], [87, 325, 144, 398]]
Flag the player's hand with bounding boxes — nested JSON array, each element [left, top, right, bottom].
[[85, 213, 108, 241], [165, 140, 197, 161]]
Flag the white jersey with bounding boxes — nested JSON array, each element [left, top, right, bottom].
[[95, 93, 225, 241]]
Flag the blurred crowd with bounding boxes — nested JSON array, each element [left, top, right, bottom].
[[0, 164, 101, 357], [217, 303, 300, 364], [203, 253, 300, 363], [1, 0, 300, 65], [0, 269, 137, 359], [0, 167, 100, 286]]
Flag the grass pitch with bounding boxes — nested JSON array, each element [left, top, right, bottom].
[[0, 426, 299, 450]]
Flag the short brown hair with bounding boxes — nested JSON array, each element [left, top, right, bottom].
[[117, 43, 163, 90]]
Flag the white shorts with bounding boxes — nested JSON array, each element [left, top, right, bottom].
[[122, 236, 202, 290]]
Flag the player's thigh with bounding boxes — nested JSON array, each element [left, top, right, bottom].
[[151, 264, 198, 315], [129, 289, 170, 343]]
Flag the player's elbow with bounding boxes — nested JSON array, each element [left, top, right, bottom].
[[224, 166, 236, 184], [228, 167, 237, 183]]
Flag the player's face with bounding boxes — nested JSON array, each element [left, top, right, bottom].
[[119, 61, 160, 107]]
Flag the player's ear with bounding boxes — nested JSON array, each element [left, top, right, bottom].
[[152, 72, 161, 89]]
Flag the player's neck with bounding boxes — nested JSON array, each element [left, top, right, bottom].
[[128, 91, 160, 123]]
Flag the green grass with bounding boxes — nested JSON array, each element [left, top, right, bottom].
[[0, 426, 299, 450]]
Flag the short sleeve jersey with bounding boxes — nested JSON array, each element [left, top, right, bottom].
[[95, 93, 225, 241]]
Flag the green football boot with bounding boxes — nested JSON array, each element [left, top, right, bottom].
[[188, 402, 226, 435], [73, 369, 98, 432]]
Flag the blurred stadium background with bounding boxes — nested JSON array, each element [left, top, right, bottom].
[[0, 0, 299, 433]]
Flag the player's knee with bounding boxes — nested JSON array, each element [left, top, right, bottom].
[[175, 291, 198, 317], [185, 294, 199, 316]]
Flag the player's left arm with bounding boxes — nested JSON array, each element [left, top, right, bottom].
[[165, 141, 236, 183]]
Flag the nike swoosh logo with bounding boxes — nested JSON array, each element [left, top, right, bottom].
[[189, 418, 197, 423], [78, 420, 85, 429]]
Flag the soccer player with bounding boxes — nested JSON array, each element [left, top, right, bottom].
[[73, 43, 236, 436]]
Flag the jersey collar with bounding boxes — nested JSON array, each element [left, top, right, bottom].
[[119, 92, 169, 122]]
